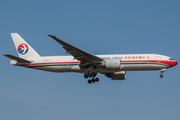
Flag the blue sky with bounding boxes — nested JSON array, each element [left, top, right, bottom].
[[0, 0, 180, 120]]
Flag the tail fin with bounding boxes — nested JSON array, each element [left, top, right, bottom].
[[11, 33, 40, 59]]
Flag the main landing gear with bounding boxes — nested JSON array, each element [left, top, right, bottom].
[[84, 72, 99, 84]]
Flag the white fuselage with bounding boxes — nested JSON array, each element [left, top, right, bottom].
[[5, 33, 177, 83], [12, 54, 177, 73]]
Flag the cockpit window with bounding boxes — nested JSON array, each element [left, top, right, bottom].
[[169, 58, 174, 60]]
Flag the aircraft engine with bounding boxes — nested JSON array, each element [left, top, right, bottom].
[[102, 59, 121, 70], [105, 71, 126, 80]]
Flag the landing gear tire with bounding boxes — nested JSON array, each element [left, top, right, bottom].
[[88, 73, 92, 77], [91, 72, 96, 77], [84, 74, 88, 79], [88, 80, 91, 84], [160, 74, 163, 78], [95, 78, 99, 82], [87, 78, 99, 84]]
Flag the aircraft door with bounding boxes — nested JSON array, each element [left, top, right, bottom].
[[157, 56, 161, 63]]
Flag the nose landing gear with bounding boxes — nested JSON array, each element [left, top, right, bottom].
[[160, 69, 166, 78], [160, 74, 163, 78]]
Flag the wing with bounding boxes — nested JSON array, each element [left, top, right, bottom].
[[47, 35, 103, 64]]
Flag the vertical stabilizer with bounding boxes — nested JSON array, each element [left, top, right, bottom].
[[11, 33, 40, 59]]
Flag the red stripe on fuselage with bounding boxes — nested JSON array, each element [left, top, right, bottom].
[[121, 60, 176, 66]]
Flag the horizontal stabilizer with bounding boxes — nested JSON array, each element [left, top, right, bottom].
[[3, 54, 31, 63]]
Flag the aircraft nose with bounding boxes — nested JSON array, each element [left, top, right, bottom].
[[169, 60, 178, 67]]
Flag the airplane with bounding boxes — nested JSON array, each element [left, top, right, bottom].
[[3, 33, 178, 84]]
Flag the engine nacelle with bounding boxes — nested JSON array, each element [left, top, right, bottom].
[[105, 71, 126, 80], [102, 59, 121, 70]]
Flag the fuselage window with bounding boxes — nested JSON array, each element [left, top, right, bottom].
[[169, 58, 174, 60]]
